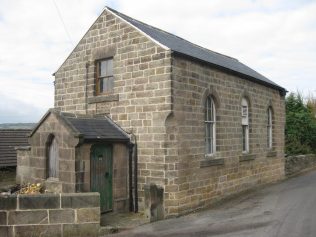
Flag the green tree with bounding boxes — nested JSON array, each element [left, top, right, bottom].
[[306, 93, 316, 118], [285, 93, 316, 155]]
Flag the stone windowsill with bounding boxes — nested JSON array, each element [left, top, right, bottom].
[[267, 150, 277, 158], [239, 154, 256, 162], [88, 94, 119, 104], [200, 158, 224, 168]]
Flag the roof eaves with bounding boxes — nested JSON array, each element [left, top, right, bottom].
[[30, 109, 83, 138], [172, 51, 287, 95], [105, 7, 169, 51], [83, 137, 130, 143], [102, 115, 130, 140]]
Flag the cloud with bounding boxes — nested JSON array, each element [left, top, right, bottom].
[[0, 0, 107, 123], [116, 0, 316, 94], [0, 0, 315, 123], [0, 93, 44, 123]]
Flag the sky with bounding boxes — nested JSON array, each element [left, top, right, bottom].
[[0, 0, 315, 123]]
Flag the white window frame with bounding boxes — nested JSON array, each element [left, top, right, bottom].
[[241, 98, 249, 153], [205, 96, 216, 155], [267, 107, 273, 149]]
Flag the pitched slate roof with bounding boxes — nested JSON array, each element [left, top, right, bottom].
[[63, 114, 130, 141], [30, 109, 129, 142], [0, 129, 31, 167], [106, 7, 286, 94]]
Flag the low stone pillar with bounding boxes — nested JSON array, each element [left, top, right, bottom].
[[15, 146, 31, 184], [144, 184, 164, 222], [45, 178, 63, 193]]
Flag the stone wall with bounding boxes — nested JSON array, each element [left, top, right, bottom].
[[0, 192, 100, 237], [285, 154, 316, 176], [162, 55, 286, 217], [54, 9, 172, 210], [52, 8, 286, 218], [25, 113, 80, 192]]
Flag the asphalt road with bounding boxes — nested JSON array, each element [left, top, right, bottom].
[[112, 169, 316, 237]]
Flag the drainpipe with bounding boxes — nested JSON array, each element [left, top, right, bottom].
[[85, 62, 89, 115], [133, 142, 138, 212], [128, 142, 134, 212]]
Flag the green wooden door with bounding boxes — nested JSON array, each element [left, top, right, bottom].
[[91, 144, 113, 213]]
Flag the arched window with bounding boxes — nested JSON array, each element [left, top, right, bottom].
[[205, 96, 216, 154], [241, 98, 249, 153], [267, 107, 273, 149], [48, 136, 59, 178]]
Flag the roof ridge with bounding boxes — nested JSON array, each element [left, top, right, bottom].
[[106, 6, 238, 62]]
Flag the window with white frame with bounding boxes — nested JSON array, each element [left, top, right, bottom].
[[205, 96, 216, 155], [241, 98, 249, 153], [267, 107, 273, 149]]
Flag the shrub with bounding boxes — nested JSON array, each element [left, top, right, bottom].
[[285, 92, 316, 155]]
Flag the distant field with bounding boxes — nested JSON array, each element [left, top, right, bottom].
[[0, 167, 16, 191], [0, 123, 36, 129]]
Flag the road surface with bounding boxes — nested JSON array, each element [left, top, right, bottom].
[[112, 169, 316, 237]]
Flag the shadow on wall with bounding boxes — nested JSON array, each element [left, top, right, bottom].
[[0, 167, 16, 191]]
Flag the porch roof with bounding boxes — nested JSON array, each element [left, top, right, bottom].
[[31, 109, 130, 142], [65, 115, 130, 142]]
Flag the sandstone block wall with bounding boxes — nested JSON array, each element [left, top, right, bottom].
[[26, 113, 79, 192], [15, 109, 130, 213], [51, 8, 286, 218], [0, 192, 100, 237], [162, 56, 285, 216], [54, 9, 172, 210]]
